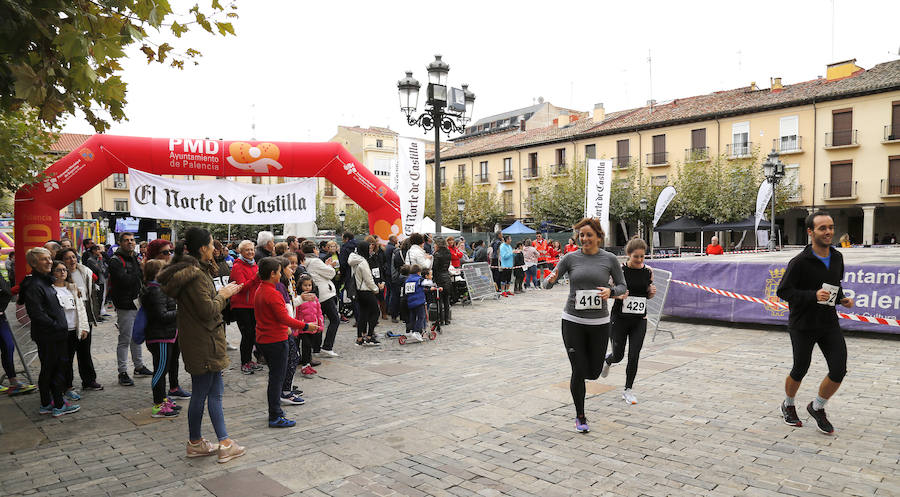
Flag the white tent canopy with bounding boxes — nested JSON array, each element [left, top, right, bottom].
[[413, 216, 460, 234]]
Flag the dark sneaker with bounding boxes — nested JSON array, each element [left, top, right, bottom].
[[168, 387, 191, 399], [134, 366, 153, 376], [781, 402, 802, 427], [575, 416, 589, 433], [118, 372, 134, 386], [309, 359, 322, 367], [82, 381, 104, 391], [806, 402, 834, 434]]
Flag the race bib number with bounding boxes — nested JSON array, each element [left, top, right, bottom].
[[818, 283, 839, 306], [213, 276, 226, 291], [575, 290, 604, 310], [622, 296, 647, 314], [405, 282, 416, 294], [371, 267, 380, 279]]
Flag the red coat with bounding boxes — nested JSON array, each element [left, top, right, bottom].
[[228, 258, 261, 309], [254, 281, 307, 344], [547, 246, 560, 260], [448, 246, 463, 268]]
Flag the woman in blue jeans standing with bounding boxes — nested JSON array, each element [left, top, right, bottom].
[[158, 227, 245, 463]]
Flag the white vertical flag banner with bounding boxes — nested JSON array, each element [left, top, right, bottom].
[[584, 159, 613, 237], [652, 186, 677, 227], [397, 137, 425, 236], [754, 181, 774, 232]]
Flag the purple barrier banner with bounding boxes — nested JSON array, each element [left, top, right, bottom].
[[650, 260, 900, 334]]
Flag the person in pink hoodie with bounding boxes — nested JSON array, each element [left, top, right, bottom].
[[295, 275, 324, 378]]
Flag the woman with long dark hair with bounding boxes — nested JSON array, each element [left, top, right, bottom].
[[431, 237, 453, 325], [158, 227, 246, 463]]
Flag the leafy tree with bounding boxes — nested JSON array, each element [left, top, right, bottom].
[[609, 160, 657, 239], [0, 105, 58, 197], [425, 181, 504, 232], [315, 194, 339, 231], [529, 160, 588, 227], [342, 204, 369, 235], [0, 0, 238, 130]]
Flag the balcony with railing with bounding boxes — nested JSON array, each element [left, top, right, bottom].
[[474, 172, 490, 185], [684, 147, 709, 162], [549, 164, 568, 176], [825, 130, 858, 148], [788, 184, 803, 203], [884, 125, 900, 143], [522, 166, 540, 179], [455, 175, 467, 185], [612, 156, 631, 169], [725, 142, 753, 158], [498, 170, 515, 183], [774, 136, 803, 154], [824, 181, 857, 200], [645, 151, 668, 166], [882, 178, 900, 197]]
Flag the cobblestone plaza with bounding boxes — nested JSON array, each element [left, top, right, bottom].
[[1, 286, 898, 496]]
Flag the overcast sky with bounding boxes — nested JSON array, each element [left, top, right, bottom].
[[62, 0, 900, 143]]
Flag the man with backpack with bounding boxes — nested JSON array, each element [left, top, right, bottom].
[[108, 232, 152, 386]]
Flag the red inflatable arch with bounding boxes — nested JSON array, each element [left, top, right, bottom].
[[13, 135, 401, 284]]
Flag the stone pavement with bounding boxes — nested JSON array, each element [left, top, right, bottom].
[[1, 285, 899, 496]]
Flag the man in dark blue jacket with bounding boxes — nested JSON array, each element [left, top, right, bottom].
[[776, 211, 854, 435], [19, 247, 79, 416]]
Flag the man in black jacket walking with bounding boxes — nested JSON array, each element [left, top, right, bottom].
[[108, 233, 151, 386], [776, 211, 853, 435]]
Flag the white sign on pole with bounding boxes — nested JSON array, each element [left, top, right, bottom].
[[584, 159, 613, 237], [397, 137, 425, 236], [754, 181, 774, 232], [128, 168, 316, 225], [653, 186, 677, 227]]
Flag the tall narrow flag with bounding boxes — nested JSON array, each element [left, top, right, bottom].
[[754, 181, 774, 232], [584, 159, 613, 237], [397, 137, 425, 236], [652, 186, 677, 227]]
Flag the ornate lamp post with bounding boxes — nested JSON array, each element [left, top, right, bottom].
[[762, 149, 786, 250], [398, 55, 475, 235], [639, 197, 648, 242], [338, 210, 346, 236], [457, 198, 466, 234]]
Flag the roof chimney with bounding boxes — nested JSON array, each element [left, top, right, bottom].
[[770, 77, 783, 92], [557, 114, 570, 128], [646, 99, 656, 107], [592, 103, 605, 122], [826, 58, 864, 81], [750, 81, 758, 91]]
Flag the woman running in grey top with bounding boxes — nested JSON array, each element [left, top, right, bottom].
[[544, 218, 626, 433]]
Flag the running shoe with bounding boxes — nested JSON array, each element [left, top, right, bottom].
[[52, 402, 80, 417], [249, 361, 264, 371], [291, 385, 303, 396], [309, 359, 322, 367], [364, 336, 381, 346], [164, 399, 182, 411], [781, 402, 802, 427], [226, 342, 238, 351], [187, 438, 219, 458], [168, 387, 191, 399], [600, 357, 611, 378], [575, 416, 590, 433], [151, 402, 179, 418], [39, 404, 53, 415], [623, 389, 637, 405], [300, 365, 316, 378], [64, 389, 81, 401], [82, 381, 104, 391], [7, 383, 37, 396], [0, 385, 7, 394], [280, 393, 305, 405], [118, 372, 134, 386], [806, 402, 834, 434], [134, 366, 154, 376], [320, 349, 339, 358], [217, 440, 246, 463], [268, 416, 296, 428], [240, 363, 254, 375]]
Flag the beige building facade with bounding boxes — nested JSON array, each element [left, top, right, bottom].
[[320, 126, 399, 217], [428, 59, 900, 246]]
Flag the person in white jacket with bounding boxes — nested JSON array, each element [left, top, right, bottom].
[[301, 241, 341, 357], [404, 233, 433, 270], [50, 260, 91, 404], [349, 241, 382, 346], [56, 248, 104, 391]]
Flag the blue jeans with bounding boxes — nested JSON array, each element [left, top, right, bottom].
[[188, 371, 228, 441], [524, 266, 538, 288], [256, 340, 287, 421], [411, 304, 427, 332]]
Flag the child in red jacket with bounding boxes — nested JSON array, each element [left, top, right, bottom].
[[254, 257, 316, 428], [295, 275, 324, 378]]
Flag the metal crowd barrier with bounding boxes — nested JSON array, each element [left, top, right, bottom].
[[648, 267, 674, 341]]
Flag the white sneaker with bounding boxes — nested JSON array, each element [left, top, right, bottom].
[[600, 358, 611, 378], [623, 389, 637, 405], [226, 343, 238, 351], [411, 332, 424, 342], [320, 349, 339, 358]]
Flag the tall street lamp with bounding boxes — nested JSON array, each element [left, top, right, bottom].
[[762, 149, 786, 251], [457, 198, 466, 234], [398, 55, 475, 235], [639, 197, 648, 242], [338, 210, 346, 236]]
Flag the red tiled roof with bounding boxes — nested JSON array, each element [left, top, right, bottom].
[[432, 59, 900, 162], [49, 133, 92, 153], [340, 125, 398, 136]]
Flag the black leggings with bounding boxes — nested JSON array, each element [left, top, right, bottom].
[[320, 297, 340, 351], [606, 317, 647, 389], [65, 329, 97, 389], [147, 342, 174, 404], [356, 291, 379, 338], [789, 327, 847, 383], [233, 308, 256, 365], [561, 319, 610, 417], [0, 316, 17, 380], [36, 337, 67, 408]]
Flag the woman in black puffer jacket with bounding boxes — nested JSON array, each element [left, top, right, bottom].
[[141, 259, 179, 417]]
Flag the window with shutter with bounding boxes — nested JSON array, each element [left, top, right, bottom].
[[691, 129, 706, 149], [891, 102, 900, 140], [616, 139, 629, 167], [832, 110, 852, 146], [779, 116, 799, 152], [651, 135, 666, 164], [830, 161, 852, 197], [889, 157, 900, 194], [584, 144, 596, 160]]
